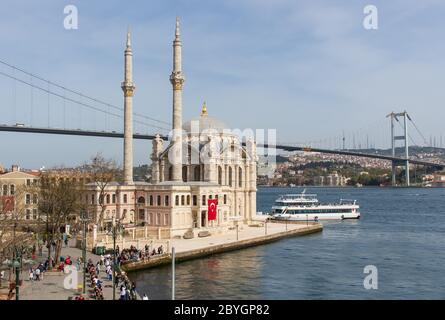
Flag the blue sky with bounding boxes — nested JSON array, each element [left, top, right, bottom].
[[0, 0, 444, 169]]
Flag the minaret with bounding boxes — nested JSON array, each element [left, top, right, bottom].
[[169, 17, 185, 181], [122, 29, 135, 185]]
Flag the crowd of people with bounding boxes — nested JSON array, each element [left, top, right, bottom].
[[20, 241, 157, 300], [86, 259, 104, 300], [117, 244, 166, 265]]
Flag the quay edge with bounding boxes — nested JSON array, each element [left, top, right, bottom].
[[120, 223, 323, 273]]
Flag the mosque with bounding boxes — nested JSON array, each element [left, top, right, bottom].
[[85, 18, 258, 238]]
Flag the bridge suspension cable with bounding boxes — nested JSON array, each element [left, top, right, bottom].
[[0, 59, 171, 129], [0, 69, 170, 132], [407, 115, 429, 146]]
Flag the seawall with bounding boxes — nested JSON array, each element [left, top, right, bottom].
[[121, 223, 322, 273]]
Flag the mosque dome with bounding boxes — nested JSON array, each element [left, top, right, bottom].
[[182, 102, 229, 134]]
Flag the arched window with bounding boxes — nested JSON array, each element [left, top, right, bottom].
[[157, 195, 161, 206], [165, 195, 169, 206], [239, 168, 243, 187], [228, 167, 233, 187], [218, 166, 223, 185], [224, 194, 227, 204], [10, 184, 15, 196], [182, 166, 188, 182], [194, 166, 201, 181], [175, 195, 179, 206], [123, 194, 128, 204], [106, 194, 111, 204], [149, 195, 153, 206], [137, 196, 145, 204], [181, 195, 185, 205], [187, 195, 190, 205], [202, 195, 206, 206]]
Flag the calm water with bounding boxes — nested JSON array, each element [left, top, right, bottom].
[[130, 187, 445, 299]]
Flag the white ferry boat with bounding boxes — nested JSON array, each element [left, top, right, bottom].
[[270, 190, 360, 221]]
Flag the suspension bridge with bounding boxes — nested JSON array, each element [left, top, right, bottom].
[[0, 59, 443, 186]]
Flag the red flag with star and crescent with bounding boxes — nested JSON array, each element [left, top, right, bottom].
[[207, 199, 217, 221]]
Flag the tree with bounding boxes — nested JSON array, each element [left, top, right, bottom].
[[79, 153, 122, 230], [38, 171, 86, 266]]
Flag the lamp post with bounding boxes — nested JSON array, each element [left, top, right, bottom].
[[236, 222, 239, 241], [13, 253, 21, 300], [11, 243, 25, 301], [79, 210, 89, 295], [111, 218, 122, 301], [171, 246, 175, 300]]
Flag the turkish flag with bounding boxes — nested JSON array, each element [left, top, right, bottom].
[[207, 199, 217, 221], [1, 196, 14, 212]]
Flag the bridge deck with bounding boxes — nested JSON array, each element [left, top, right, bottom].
[[0, 125, 443, 168]]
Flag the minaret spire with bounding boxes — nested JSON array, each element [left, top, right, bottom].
[[126, 26, 132, 48], [175, 17, 180, 39], [122, 28, 135, 185], [169, 17, 185, 182]]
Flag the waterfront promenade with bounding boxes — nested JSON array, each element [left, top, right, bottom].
[[0, 240, 115, 300], [0, 220, 321, 300]]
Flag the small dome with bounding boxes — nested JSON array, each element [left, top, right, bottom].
[[182, 103, 229, 133]]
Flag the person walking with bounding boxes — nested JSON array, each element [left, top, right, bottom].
[[120, 286, 126, 300], [35, 267, 41, 281]]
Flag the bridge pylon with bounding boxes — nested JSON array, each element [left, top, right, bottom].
[[387, 111, 410, 186]]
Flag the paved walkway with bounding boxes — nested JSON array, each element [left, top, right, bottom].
[[18, 240, 115, 300], [170, 221, 313, 253]]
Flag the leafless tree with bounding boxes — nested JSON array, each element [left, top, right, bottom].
[[38, 171, 86, 266], [79, 153, 122, 230]]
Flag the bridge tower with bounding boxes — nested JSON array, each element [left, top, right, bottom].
[[387, 111, 410, 186]]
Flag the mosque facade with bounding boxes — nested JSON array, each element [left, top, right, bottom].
[[85, 18, 257, 238]]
